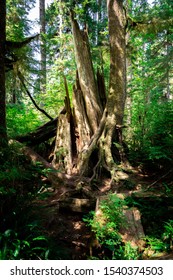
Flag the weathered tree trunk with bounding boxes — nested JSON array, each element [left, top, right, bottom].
[[0, 0, 8, 148], [98, 0, 126, 169], [53, 13, 104, 175], [71, 12, 103, 132], [53, 1, 127, 179]]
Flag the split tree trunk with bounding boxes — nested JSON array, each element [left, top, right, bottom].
[[53, 1, 127, 179], [71, 11, 103, 133], [53, 14, 105, 175]]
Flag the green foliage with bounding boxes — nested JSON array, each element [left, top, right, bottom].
[[123, 242, 139, 260], [45, 2, 77, 112], [144, 219, 173, 256], [0, 227, 49, 260], [0, 143, 71, 260], [7, 103, 43, 138], [124, 0, 173, 169], [126, 196, 173, 258], [145, 236, 168, 253], [38, 75, 72, 118], [0, 204, 51, 260], [99, 194, 126, 228], [162, 183, 172, 195], [163, 219, 173, 250], [6, 0, 35, 40], [127, 100, 173, 166], [84, 194, 140, 259], [6, 0, 36, 86]]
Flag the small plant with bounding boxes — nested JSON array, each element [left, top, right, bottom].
[[123, 242, 139, 260], [163, 220, 173, 250], [162, 183, 172, 195], [144, 236, 168, 254]]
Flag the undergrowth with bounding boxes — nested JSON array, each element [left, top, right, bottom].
[[84, 193, 173, 260], [0, 145, 63, 260], [83, 194, 139, 260], [125, 196, 173, 258]]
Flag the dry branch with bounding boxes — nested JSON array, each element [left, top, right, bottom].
[[6, 34, 39, 49], [18, 70, 53, 120]]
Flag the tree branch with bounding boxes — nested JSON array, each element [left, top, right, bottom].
[[6, 34, 39, 49], [17, 70, 53, 120], [127, 15, 173, 34]]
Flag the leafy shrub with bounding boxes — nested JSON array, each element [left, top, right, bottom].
[[123, 242, 139, 260], [84, 194, 139, 259], [127, 97, 173, 169]]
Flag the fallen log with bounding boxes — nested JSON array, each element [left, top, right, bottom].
[[21, 145, 76, 186], [15, 117, 58, 146], [9, 140, 76, 187]]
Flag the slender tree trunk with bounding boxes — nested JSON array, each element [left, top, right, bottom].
[[165, 30, 170, 99], [0, 0, 8, 147], [107, 0, 126, 127], [40, 0, 46, 93], [95, 0, 127, 170]]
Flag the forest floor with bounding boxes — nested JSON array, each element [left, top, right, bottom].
[[32, 166, 173, 259]]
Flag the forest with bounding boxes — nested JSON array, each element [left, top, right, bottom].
[[0, 0, 173, 260]]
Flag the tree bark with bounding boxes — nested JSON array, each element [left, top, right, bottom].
[[70, 11, 103, 133], [0, 0, 8, 147], [99, 0, 126, 169], [53, 14, 105, 175], [53, 1, 127, 179], [107, 0, 126, 127]]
